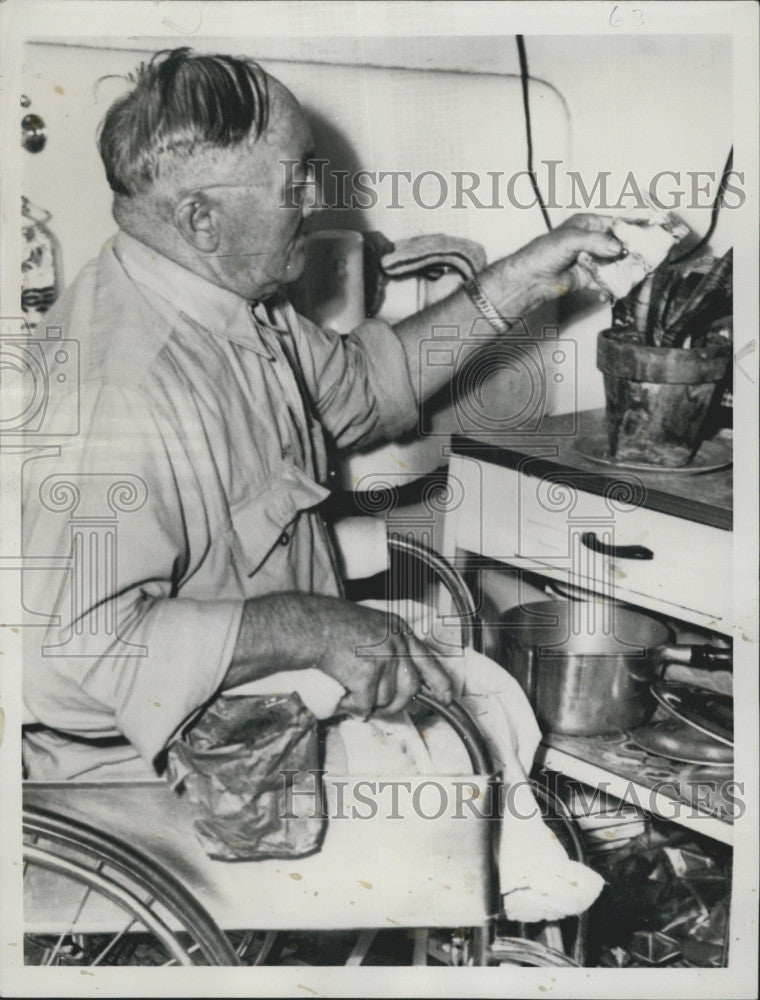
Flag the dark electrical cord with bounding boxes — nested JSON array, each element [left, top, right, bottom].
[[516, 35, 731, 266], [667, 145, 734, 266], [516, 34, 553, 232], [516, 35, 732, 260]]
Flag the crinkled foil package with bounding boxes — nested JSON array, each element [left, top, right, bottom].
[[166, 693, 325, 861]]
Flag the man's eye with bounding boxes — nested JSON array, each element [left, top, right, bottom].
[[287, 164, 316, 206]]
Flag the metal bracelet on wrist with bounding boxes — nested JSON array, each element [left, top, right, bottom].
[[462, 277, 514, 336]]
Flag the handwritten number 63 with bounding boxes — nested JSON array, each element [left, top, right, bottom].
[[609, 6, 645, 27]]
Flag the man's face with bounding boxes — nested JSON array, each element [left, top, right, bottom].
[[210, 82, 318, 301]]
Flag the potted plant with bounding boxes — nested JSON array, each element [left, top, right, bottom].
[[596, 247, 732, 467]]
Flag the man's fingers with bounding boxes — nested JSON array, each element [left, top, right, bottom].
[[337, 689, 373, 719], [559, 212, 617, 233], [404, 634, 454, 705], [562, 227, 623, 260], [566, 261, 601, 295], [337, 667, 381, 719], [374, 661, 399, 709], [376, 662, 421, 717]]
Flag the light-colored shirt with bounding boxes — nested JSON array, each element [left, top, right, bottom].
[[22, 231, 418, 779]]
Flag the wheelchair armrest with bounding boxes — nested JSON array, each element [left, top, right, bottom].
[[413, 691, 494, 776], [388, 534, 482, 652], [331, 516, 389, 581]]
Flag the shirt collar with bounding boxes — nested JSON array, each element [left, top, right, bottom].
[[113, 230, 275, 358]]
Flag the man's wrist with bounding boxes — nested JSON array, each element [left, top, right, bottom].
[[478, 256, 547, 325], [225, 593, 318, 690], [462, 276, 514, 336]]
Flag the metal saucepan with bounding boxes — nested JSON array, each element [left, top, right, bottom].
[[497, 599, 731, 736]]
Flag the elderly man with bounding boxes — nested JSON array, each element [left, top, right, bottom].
[[22, 47, 621, 782]]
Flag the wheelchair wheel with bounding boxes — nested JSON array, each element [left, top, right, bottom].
[[227, 930, 282, 965], [23, 807, 240, 966], [488, 936, 580, 967]]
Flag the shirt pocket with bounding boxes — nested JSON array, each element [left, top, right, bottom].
[[229, 461, 330, 578]]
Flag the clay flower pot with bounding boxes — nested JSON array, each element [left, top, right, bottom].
[[597, 327, 731, 466]]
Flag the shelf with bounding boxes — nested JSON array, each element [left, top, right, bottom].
[[444, 413, 735, 849], [451, 409, 733, 531], [536, 730, 733, 846]]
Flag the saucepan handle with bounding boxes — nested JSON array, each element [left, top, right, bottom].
[[689, 644, 733, 669], [657, 643, 732, 676]]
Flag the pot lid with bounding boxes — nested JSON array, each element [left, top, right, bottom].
[[650, 680, 733, 747], [629, 717, 733, 765]]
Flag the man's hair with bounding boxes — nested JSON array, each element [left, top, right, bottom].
[[98, 47, 270, 197]]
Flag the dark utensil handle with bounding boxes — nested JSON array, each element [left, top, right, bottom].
[[690, 644, 732, 669], [658, 644, 732, 676], [581, 531, 654, 560]]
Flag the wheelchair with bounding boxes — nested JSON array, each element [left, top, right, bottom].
[[22, 534, 587, 968]]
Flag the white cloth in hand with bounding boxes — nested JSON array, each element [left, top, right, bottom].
[[225, 667, 345, 720]]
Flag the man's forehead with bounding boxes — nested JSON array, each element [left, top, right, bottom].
[[264, 78, 313, 154]]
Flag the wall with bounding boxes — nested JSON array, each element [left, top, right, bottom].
[[525, 34, 734, 411], [22, 37, 568, 285], [20, 36, 569, 495], [21, 34, 733, 431]]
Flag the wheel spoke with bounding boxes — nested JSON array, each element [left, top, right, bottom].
[[90, 914, 140, 966], [24, 809, 238, 966], [160, 941, 200, 967], [251, 931, 278, 966], [44, 862, 101, 965], [232, 930, 279, 965], [22, 833, 39, 877]]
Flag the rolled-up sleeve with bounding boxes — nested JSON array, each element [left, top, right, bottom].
[[22, 382, 244, 766], [285, 303, 419, 450], [94, 594, 243, 764]]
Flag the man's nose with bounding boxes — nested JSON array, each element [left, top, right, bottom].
[[301, 176, 323, 218]]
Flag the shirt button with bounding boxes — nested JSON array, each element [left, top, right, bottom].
[[278, 530, 290, 546]]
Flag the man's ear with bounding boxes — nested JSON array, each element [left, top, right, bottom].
[[175, 194, 220, 253]]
